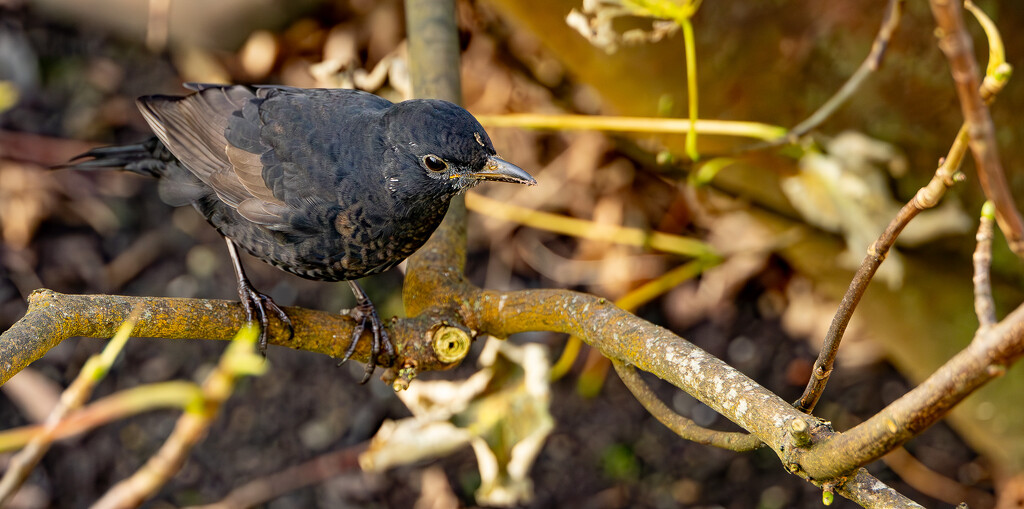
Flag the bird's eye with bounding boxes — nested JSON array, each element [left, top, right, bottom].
[[422, 154, 448, 172]]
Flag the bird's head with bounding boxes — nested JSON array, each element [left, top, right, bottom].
[[381, 99, 535, 200]]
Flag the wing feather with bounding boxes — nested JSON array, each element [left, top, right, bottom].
[[136, 84, 391, 236]]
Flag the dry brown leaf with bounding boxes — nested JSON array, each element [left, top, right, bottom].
[[360, 339, 553, 507], [0, 163, 58, 250]]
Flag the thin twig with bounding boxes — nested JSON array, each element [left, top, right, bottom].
[[188, 444, 366, 509], [91, 326, 266, 509], [741, 0, 903, 152], [0, 382, 202, 452], [0, 307, 142, 504], [680, 13, 699, 160], [789, 0, 903, 141], [973, 201, 997, 330], [929, 0, 1024, 256], [794, 0, 1012, 412], [612, 360, 761, 451], [466, 192, 717, 259], [474, 114, 786, 141], [795, 149, 962, 413]]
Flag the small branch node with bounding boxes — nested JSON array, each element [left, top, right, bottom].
[[789, 418, 812, 447], [866, 243, 887, 262], [985, 363, 1006, 378], [815, 366, 832, 381]]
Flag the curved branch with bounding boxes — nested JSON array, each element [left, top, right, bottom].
[[784, 0, 904, 142], [612, 359, 761, 451], [467, 287, 807, 453]]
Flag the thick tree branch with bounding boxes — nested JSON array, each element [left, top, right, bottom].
[[465, 286, 816, 451], [7, 277, 1015, 505], [0, 290, 468, 387], [0, 285, 809, 461]]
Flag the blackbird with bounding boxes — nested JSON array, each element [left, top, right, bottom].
[[65, 83, 536, 382]]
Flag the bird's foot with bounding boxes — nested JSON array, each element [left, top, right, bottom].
[[339, 281, 395, 384], [225, 238, 293, 355], [236, 279, 294, 356]]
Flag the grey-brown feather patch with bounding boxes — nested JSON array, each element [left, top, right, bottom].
[[237, 198, 293, 230], [136, 87, 262, 210], [207, 173, 251, 208], [226, 144, 285, 206]]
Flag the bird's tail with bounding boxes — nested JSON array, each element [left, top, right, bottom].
[[55, 137, 173, 178]]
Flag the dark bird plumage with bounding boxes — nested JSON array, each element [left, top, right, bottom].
[[65, 83, 536, 382]]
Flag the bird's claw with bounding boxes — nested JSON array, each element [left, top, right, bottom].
[[237, 280, 294, 356], [226, 238, 293, 355], [339, 304, 394, 384], [339, 281, 395, 384]]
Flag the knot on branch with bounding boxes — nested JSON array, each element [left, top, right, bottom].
[[383, 316, 475, 390]]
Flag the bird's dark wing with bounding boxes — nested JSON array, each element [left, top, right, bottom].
[[226, 86, 392, 232], [137, 84, 391, 234]]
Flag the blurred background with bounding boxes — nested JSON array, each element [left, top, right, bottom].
[[1, 0, 1022, 507]]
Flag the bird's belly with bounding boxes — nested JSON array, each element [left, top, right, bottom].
[[210, 213, 439, 282], [268, 233, 426, 282], [195, 192, 449, 282]]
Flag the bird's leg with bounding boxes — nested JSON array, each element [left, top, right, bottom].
[[224, 238, 294, 355], [339, 280, 395, 384]]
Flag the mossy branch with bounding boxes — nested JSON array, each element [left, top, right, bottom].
[[0, 290, 470, 389]]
